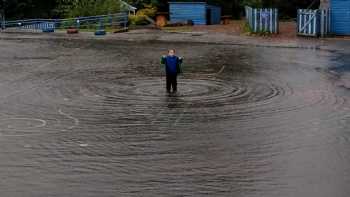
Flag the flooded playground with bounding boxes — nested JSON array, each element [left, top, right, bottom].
[[0, 36, 349, 196]]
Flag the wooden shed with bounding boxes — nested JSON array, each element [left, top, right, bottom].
[[330, 0, 350, 35], [169, 2, 221, 25]]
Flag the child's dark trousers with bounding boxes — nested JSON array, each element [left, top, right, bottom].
[[166, 75, 177, 93]]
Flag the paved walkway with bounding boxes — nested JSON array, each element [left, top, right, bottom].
[[1, 28, 350, 53]]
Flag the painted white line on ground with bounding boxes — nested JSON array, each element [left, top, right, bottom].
[[0, 118, 47, 128], [216, 65, 226, 75], [58, 109, 79, 129], [189, 65, 226, 77]]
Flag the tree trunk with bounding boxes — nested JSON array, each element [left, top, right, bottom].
[[232, 0, 240, 19], [319, 0, 330, 9]]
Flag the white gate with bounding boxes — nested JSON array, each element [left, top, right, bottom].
[[297, 9, 330, 37]]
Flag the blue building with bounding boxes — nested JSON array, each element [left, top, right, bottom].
[[169, 2, 221, 25], [330, 0, 350, 35]]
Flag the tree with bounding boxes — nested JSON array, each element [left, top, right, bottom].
[[1, 0, 322, 20], [319, 0, 329, 9], [56, 0, 121, 17], [1, 0, 58, 19]]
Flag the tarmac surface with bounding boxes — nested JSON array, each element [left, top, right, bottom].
[[0, 33, 349, 196]]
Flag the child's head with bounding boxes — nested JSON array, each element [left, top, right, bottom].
[[168, 49, 175, 56]]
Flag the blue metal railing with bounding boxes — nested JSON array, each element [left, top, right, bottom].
[[3, 12, 128, 32]]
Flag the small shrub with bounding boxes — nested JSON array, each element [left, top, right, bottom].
[[243, 22, 273, 36], [128, 15, 149, 26], [128, 4, 157, 26], [136, 4, 157, 17], [243, 22, 253, 33], [62, 19, 78, 29]]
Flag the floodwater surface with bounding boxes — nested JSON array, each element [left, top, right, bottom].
[[0, 38, 349, 197]]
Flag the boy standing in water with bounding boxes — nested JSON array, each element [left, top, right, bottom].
[[161, 49, 183, 94]]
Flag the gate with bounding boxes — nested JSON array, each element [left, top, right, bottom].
[[297, 9, 330, 37], [245, 6, 279, 33]]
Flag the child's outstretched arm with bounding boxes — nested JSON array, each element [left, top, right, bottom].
[[178, 57, 183, 65], [177, 57, 183, 74], [160, 55, 166, 65]]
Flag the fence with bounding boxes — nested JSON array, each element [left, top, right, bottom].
[[3, 12, 128, 33], [297, 9, 331, 37], [245, 6, 279, 33], [23, 22, 55, 32]]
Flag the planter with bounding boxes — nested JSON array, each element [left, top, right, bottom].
[[221, 15, 231, 25], [156, 14, 168, 27], [95, 29, 106, 36], [42, 28, 55, 33], [67, 28, 79, 34]]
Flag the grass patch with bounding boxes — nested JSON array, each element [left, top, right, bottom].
[[242, 22, 275, 36]]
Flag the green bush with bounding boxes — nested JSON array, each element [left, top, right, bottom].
[[128, 15, 150, 26], [243, 22, 253, 33], [136, 4, 157, 17], [243, 22, 273, 36], [128, 4, 157, 26], [61, 19, 78, 28]]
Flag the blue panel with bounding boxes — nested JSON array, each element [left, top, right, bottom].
[[207, 5, 221, 25], [169, 2, 206, 25], [331, 0, 350, 35]]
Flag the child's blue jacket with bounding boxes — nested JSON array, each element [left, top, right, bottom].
[[161, 56, 183, 76]]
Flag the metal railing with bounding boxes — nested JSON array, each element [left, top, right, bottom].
[[3, 12, 128, 32]]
